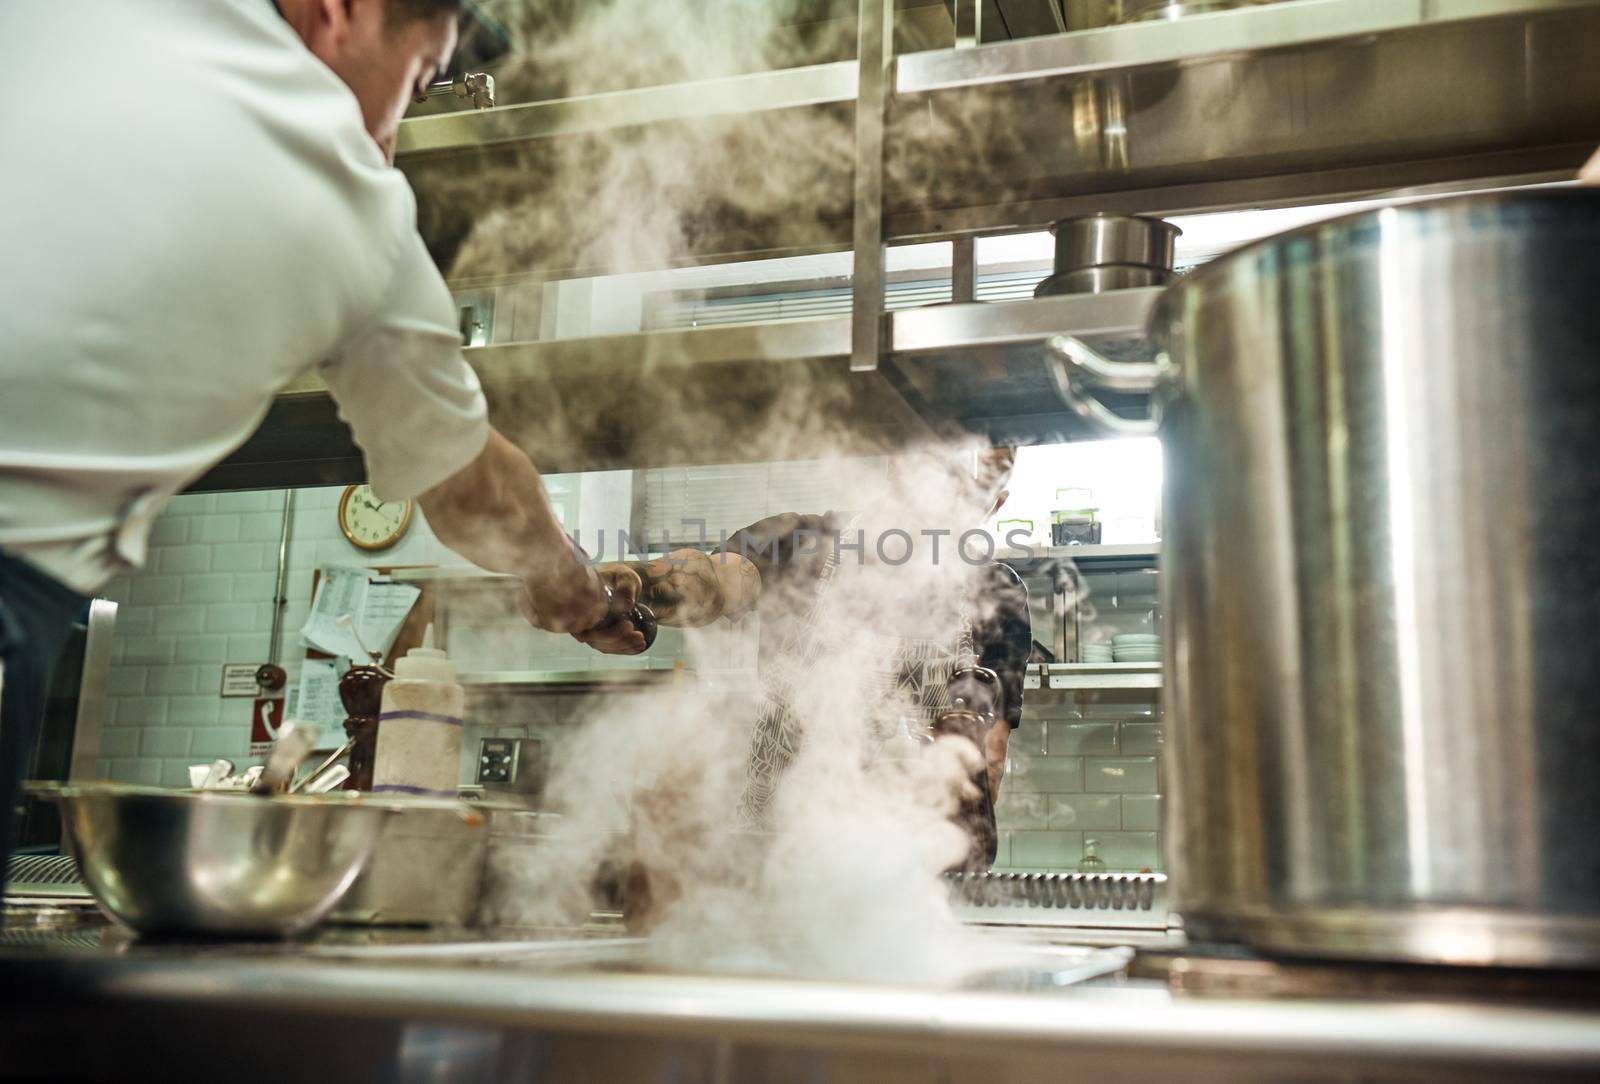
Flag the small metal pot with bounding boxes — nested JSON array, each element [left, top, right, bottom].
[[1053, 213, 1181, 271], [1035, 214, 1182, 298], [1035, 264, 1175, 298]]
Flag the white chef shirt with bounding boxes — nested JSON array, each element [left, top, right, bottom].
[[0, 0, 490, 594]]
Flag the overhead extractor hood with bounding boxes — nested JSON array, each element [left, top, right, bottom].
[[192, 0, 1600, 490]]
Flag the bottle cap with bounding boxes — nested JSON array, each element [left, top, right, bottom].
[[393, 623, 456, 683]]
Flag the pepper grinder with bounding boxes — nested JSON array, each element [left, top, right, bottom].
[[338, 664, 390, 791]]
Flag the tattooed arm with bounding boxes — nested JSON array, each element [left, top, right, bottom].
[[574, 549, 763, 654]]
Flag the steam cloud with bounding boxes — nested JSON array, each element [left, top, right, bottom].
[[427, 2, 1042, 984]]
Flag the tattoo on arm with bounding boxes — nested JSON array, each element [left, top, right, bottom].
[[626, 551, 725, 628], [624, 550, 763, 627]]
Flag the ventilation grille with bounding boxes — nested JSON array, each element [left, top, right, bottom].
[[649, 269, 1053, 330], [5, 853, 89, 897], [947, 871, 1169, 928]]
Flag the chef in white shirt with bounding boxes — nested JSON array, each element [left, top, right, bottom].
[[0, 0, 607, 872]]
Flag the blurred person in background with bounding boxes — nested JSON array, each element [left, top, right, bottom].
[[0, 0, 608, 881], [579, 447, 1031, 872]]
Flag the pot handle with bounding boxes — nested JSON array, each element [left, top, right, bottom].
[[1045, 334, 1167, 439]]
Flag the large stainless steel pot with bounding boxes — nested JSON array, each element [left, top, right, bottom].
[[1049, 190, 1600, 967]]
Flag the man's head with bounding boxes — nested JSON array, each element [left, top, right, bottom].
[[279, 0, 461, 162]]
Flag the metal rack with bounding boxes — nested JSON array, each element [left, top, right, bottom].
[[195, 0, 1600, 489]]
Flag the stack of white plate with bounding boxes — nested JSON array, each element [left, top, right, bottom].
[[1112, 633, 1162, 663], [1080, 643, 1115, 664]]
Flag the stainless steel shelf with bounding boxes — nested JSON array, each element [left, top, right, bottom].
[[459, 668, 691, 690], [193, 0, 1600, 490], [1047, 662, 1162, 690], [892, 291, 1158, 353], [1034, 543, 1160, 563], [197, 292, 1160, 486], [896, 0, 1589, 93], [394, 0, 1600, 282], [398, 61, 858, 155]]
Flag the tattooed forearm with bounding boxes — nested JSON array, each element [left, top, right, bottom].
[[624, 554, 720, 627], [601, 550, 762, 628]]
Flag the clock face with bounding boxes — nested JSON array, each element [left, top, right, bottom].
[[339, 485, 413, 552]]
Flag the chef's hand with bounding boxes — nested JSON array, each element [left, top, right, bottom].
[[572, 565, 649, 656], [515, 557, 611, 636], [915, 735, 986, 816], [1582, 147, 1600, 185]]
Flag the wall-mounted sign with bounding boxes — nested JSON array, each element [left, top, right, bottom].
[[249, 696, 285, 757], [221, 663, 263, 698]]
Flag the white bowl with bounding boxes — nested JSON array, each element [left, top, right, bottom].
[[1112, 634, 1161, 646]]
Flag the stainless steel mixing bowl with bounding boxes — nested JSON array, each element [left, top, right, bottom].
[[36, 783, 403, 937]]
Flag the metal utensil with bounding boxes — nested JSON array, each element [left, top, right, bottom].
[[251, 721, 319, 796], [566, 537, 658, 651], [599, 584, 658, 650], [292, 739, 355, 794], [304, 765, 350, 795], [1048, 189, 1600, 968]]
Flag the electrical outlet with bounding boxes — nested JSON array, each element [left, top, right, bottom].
[[477, 737, 545, 797], [477, 738, 516, 785]]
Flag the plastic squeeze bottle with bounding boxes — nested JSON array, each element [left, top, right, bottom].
[[371, 624, 463, 797]]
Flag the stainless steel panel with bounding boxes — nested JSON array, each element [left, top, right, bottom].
[[66, 600, 115, 781], [331, 809, 489, 927], [853, 0, 896, 371], [889, 5, 1600, 235], [892, 290, 1157, 351], [1047, 662, 1162, 690], [7, 952, 1600, 1083]]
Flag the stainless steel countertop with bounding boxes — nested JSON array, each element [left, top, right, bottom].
[[4, 908, 1598, 1082]]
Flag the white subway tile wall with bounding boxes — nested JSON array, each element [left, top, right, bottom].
[[993, 702, 1165, 872], [97, 485, 479, 787], [94, 465, 1161, 870], [993, 560, 1167, 872], [93, 460, 872, 794]]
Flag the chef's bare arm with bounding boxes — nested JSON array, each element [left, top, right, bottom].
[[419, 429, 608, 634]]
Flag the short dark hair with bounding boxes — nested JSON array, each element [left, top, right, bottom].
[[385, 0, 463, 24]]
